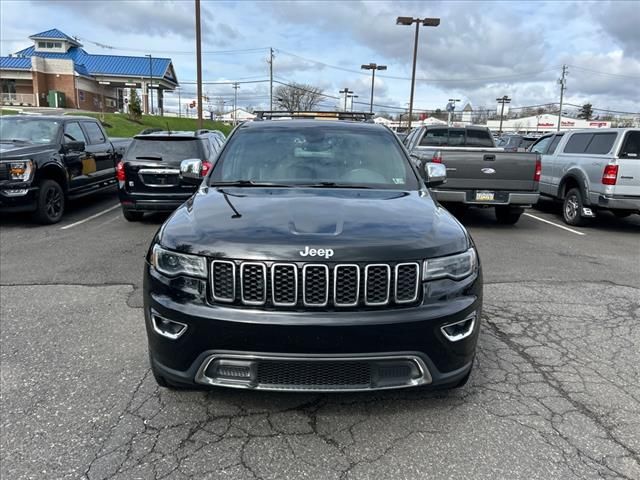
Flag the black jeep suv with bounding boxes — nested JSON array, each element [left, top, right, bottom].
[[144, 115, 482, 392], [117, 130, 225, 221]]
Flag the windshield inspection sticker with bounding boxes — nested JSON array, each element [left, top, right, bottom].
[[392, 178, 403, 184]]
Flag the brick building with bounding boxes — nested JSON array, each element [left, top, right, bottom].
[[0, 29, 178, 113]]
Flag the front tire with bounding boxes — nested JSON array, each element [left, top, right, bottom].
[[122, 209, 144, 222], [563, 188, 589, 226], [34, 179, 65, 224], [495, 206, 523, 225]]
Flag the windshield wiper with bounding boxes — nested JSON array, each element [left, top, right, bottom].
[[211, 180, 293, 187], [300, 182, 374, 189], [0, 138, 31, 144]]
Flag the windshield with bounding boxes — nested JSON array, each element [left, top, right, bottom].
[[210, 124, 419, 189], [125, 138, 203, 165], [0, 117, 61, 144]]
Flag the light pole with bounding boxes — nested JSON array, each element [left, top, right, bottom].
[[496, 95, 511, 135], [361, 63, 387, 114], [396, 16, 440, 131], [195, 0, 204, 128], [339, 88, 353, 111], [347, 94, 359, 111], [145, 54, 154, 115]]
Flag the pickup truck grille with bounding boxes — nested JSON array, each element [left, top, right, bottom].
[[210, 260, 421, 309]]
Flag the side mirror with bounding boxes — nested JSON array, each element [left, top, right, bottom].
[[63, 140, 85, 153], [180, 158, 203, 185], [424, 162, 447, 187]]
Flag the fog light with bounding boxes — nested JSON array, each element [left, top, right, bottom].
[[151, 314, 187, 340], [4, 189, 29, 196], [440, 313, 476, 342], [205, 360, 255, 382]]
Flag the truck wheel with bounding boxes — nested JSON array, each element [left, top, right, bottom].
[[122, 209, 144, 222], [34, 179, 65, 224], [495, 206, 523, 225], [563, 188, 589, 226]]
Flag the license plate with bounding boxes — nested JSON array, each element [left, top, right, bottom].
[[475, 191, 495, 201]]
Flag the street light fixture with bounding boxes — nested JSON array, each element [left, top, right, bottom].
[[347, 94, 359, 112], [361, 63, 387, 114], [396, 16, 440, 130]]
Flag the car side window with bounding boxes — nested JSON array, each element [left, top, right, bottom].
[[546, 135, 563, 155], [585, 133, 617, 155], [63, 122, 87, 144], [466, 129, 494, 147], [530, 135, 552, 154], [563, 133, 593, 154], [619, 131, 639, 159], [82, 122, 106, 145]]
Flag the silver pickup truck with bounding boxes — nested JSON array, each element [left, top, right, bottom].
[[530, 128, 640, 225], [404, 125, 540, 224]]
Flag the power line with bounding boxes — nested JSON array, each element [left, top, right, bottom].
[[78, 37, 269, 55], [565, 65, 640, 80]]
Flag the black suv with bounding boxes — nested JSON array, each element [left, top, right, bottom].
[[144, 115, 482, 392], [117, 130, 225, 221]]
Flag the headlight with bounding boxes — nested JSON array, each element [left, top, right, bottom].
[[423, 248, 477, 281], [151, 244, 207, 278], [7, 160, 33, 181]]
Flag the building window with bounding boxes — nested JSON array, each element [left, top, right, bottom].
[[54, 42, 62, 48], [38, 41, 45, 48], [79, 91, 85, 102]]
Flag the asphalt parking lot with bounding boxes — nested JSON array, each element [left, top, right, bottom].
[[1, 193, 639, 480]]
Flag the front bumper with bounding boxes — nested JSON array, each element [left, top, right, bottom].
[[0, 186, 38, 213], [432, 189, 539, 206], [144, 263, 482, 391]]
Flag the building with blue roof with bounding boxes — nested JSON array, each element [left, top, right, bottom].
[[0, 28, 178, 113]]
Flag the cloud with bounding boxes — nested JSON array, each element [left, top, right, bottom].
[[592, 1, 640, 58]]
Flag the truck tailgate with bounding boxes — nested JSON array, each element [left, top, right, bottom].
[[423, 149, 539, 191]]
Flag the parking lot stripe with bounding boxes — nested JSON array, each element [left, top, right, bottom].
[[524, 213, 586, 236], [60, 204, 120, 230]]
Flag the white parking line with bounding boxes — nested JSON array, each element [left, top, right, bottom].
[[60, 204, 120, 230], [524, 213, 586, 236]]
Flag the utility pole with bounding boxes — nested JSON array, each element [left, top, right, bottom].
[[496, 95, 511, 134], [339, 88, 353, 111], [195, 0, 204, 128], [232, 82, 239, 125], [269, 47, 274, 111], [557, 64, 568, 132]]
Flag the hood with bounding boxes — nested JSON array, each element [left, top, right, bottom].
[[0, 142, 56, 158], [159, 187, 469, 262]]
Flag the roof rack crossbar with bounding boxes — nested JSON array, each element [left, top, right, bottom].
[[253, 111, 375, 122]]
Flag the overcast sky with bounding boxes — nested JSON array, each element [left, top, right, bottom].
[[1, 0, 638, 115]]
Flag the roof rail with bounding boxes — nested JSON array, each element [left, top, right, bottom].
[[254, 111, 375, 122]]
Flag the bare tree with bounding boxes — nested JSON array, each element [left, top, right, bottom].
[[274, 83, 324, 111]]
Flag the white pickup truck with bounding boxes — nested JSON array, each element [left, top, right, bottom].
[[529, 128, 640, 225]]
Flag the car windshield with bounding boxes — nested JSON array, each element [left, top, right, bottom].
[[210, 124, 419, 189], [0, 117, 61, 144], [126, 138, 202, 165]]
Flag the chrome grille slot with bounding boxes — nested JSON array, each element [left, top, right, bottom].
[[210, 260, 420, 309], [334, 264, 360, 307], [271, 263, 297, 307], [395, 263, 420, 303], [365, 264, 391, 306], [240, 262, 267, 305], [211, 260, 235, 302], [303, 264, 329, 307]]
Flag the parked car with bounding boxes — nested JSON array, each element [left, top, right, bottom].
[[0, 115, 128, 224], [405, 125, 540, 224], [530, 128, 640, 225], [496, 134, 538, 152], [144, 114, 482, 392], [117, 130, 225, 221]]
